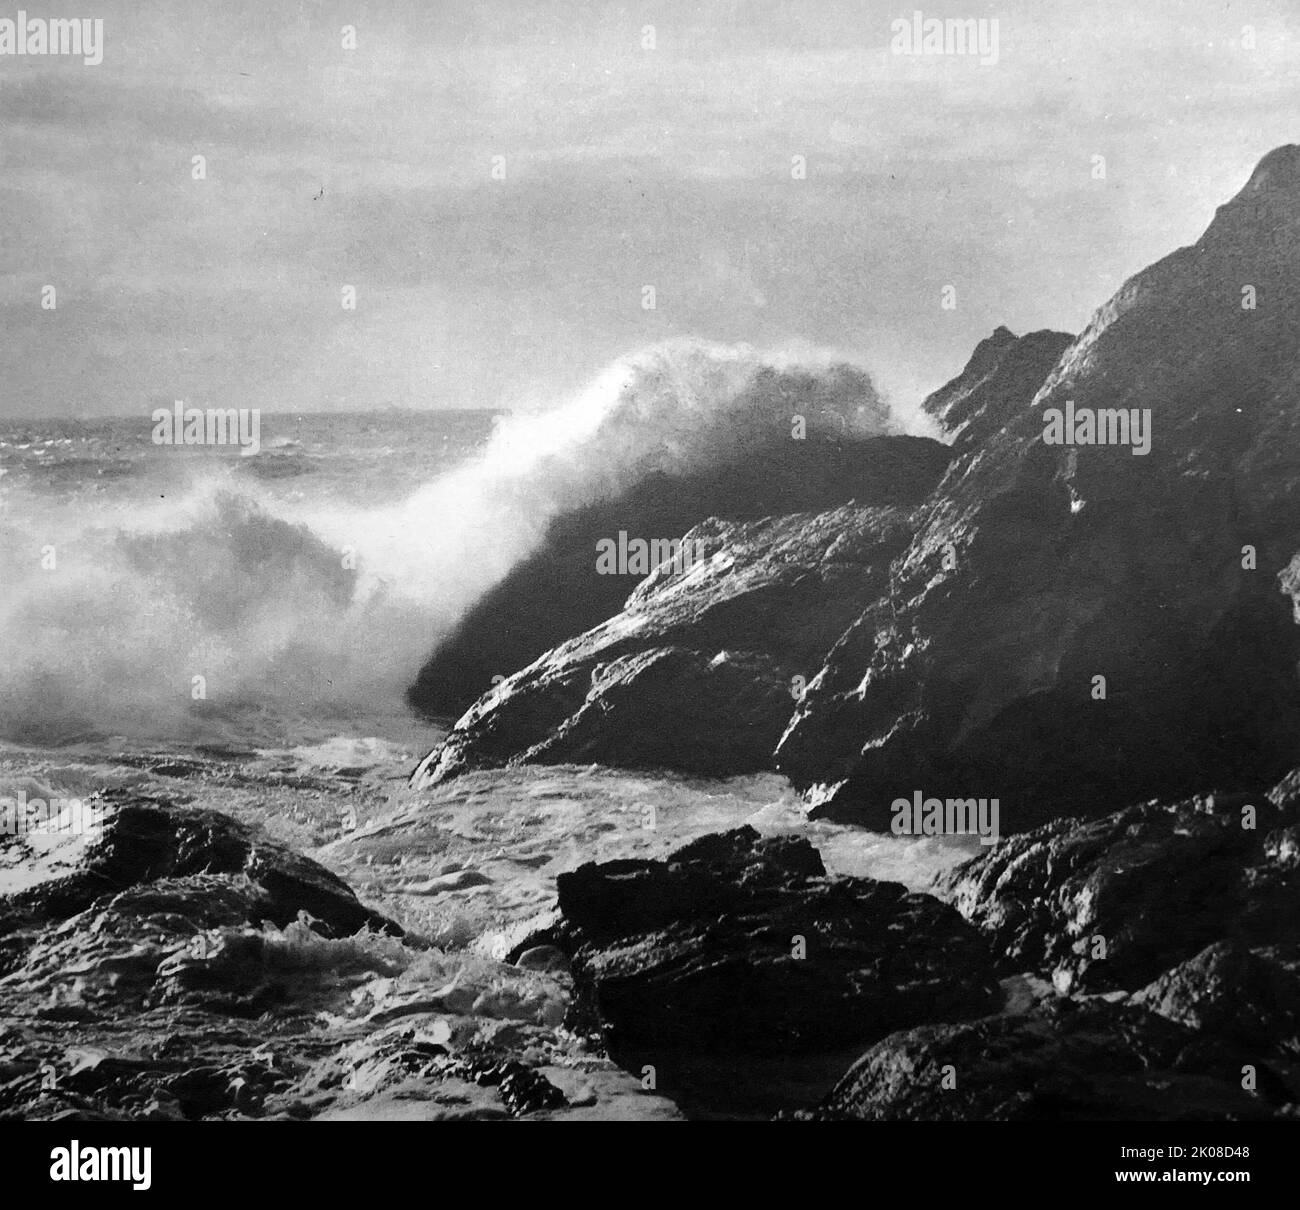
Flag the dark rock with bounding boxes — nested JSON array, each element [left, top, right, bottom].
[[4, 875, 261, 1009], [934, 780, 1300, 993], [921, 325, 1073, 453], [0, 793, 404, 1121], [498, 1067, 568, 1116], [0, 790, 399, 939], [1134, 941, 1300, 1059], [783, 147, 1300, 830], [414, 334, 1059, 791], [407, 361, 948, 722], [555, 826, 1000, 1054], [412, 148, 1300, 836], [795, 998, 1285, 1121], [413, 492, 929, 785]]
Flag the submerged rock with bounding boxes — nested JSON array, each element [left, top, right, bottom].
[[0, 780, 685, 1123], [0, 792, 402, 1036]]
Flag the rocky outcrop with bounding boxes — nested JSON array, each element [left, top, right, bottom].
[[411, 331, 1065, 790], [408, 366, 946, 721], [0, 789, 398, 943], [413, 438, 946, 784], [0, 786, 681, 1122], [793, 999, 1290, 1121], [553, 826, 1000, 1055], [920, 325, 1072, 453], [543, 800, 1300, 1119], [414, 147, 1300, 841], [934, 772, 1300, 994], [0, 791, 401, 1024], [782, 146, 1300, 830], [775, 769, 1300, 1121], [1134, 941, 1300, 1059]]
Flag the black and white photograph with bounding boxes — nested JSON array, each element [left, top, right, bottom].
[[1, 0, 1298, 1184]]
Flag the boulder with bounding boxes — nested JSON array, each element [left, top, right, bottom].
[[0, 789, 399, 941], [934, 776, 1300, 993], [794, 998, 1288, 1121], [554, 826, 1000, 1054], [1134, 941, 1300, 1060]]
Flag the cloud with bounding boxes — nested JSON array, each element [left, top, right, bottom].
[[2, 0, 1299, 416]]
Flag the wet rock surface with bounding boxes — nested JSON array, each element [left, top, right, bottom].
[[413, 326, 1066, 799], [1134, 941, 1300, 1060], [934, 778, 1300, 994], [407, 367, 949, 723], [0, 789, 398, 940], [782, 773, 1300, 1121], [555, 826, 1000, 1057], [792, 999, 1294, 1122], [414, 490, 931, 786], [417, 148, 1300, 845], [2, 756, 752, 1122], [784, 147, 1300, 830], [0, 784, 681, 1121], [4, 754, 1300, 1122]]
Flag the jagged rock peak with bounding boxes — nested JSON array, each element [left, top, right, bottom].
[[922, 325, 1072, 450]]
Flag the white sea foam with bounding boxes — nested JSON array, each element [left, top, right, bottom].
[[0, 340, 927, 744]]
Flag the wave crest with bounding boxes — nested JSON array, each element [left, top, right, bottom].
[[0, 340, 924, 744]]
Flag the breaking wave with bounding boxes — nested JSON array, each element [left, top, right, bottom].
[[0, 340, 930, 744]]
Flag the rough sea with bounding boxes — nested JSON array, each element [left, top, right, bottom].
[[0, 350, 971, 969]]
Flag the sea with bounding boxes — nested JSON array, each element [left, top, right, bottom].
[[0, 346, 973, 940], [0, 408, 504, 750]]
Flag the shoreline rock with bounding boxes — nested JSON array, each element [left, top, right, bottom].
[[933, 775, 1300, 995], [413, 438, 946, 786], [413, 147, 1300, 846], [791, 999, 1291, 1121], [549, 826, 999, 1111]]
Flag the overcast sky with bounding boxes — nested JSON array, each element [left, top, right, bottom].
[[2, 0, 1298, 417]]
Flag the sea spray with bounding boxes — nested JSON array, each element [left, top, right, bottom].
[[0, 340, 927, 743]]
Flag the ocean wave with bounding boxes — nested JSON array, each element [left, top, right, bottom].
[[0, 340, 927, 745]]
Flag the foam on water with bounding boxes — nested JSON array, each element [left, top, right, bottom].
[[0, 340, 930, 746]]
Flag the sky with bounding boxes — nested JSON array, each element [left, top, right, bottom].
[[1, 0, 1298, 418]]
